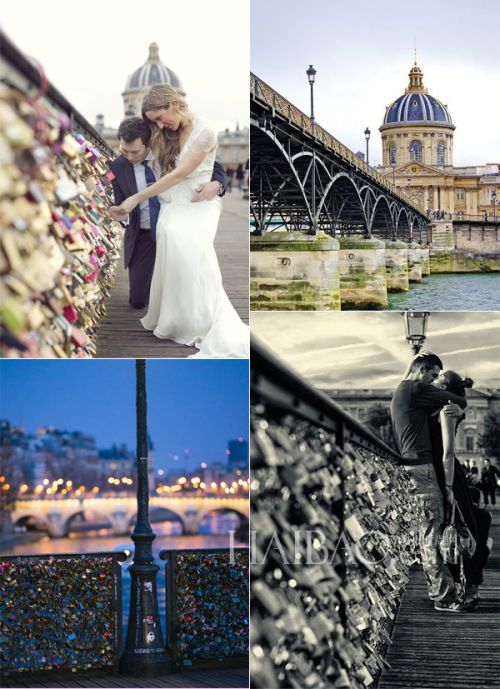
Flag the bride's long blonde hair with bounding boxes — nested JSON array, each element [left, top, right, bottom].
[[141, 84, 193, 175]]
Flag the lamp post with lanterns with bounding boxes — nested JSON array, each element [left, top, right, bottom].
[[119, 360, 171, 677], [402, 312, 430, 355], [492, 190, 497, 221], [306, 64, 317, 235], [364, 127, 371, 165]]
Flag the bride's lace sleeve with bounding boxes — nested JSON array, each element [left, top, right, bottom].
[[190, 127, 217, 153]]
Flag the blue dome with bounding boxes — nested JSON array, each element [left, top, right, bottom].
[[384, 92, 452, 125]]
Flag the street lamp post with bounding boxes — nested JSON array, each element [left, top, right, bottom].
[[364, 127, 371, 165], [391, 160, 396, 188], [402, 312, 430, 355], [119, 360, 171, 677], [307, 64, 317, 235], [492, 190, 497, 221], [306, 64, 316, 128]]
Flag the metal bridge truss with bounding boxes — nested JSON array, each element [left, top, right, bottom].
[[250, 74, 429, 243]]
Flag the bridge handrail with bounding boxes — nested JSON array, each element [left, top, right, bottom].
[[0, 551, 126, 677], [159, 547, 249, 668], [251, 335, 402, 463], [251, 72, 425, 219], [0, 29, 114, 156]]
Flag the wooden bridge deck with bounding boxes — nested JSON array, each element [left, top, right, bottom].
[[95, 193, 248, 358], [3, 667, 248, 688], [378, 507, 500, 689]]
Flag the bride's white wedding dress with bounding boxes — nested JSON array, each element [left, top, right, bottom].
[[140, 117, 249, 359]]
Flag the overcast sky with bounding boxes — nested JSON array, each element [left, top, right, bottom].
[[1, 0, 249, 133], [252, 312, 500, 389], [251, 0, 500, 167]]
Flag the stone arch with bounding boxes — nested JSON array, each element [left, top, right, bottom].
[[13, 513, 49, 533], [199, 507, 249, 536], [65, 509, 113, 536], [130, 507, 186, 534]]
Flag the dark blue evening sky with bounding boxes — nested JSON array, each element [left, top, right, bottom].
[[0, 360, 248, 471]]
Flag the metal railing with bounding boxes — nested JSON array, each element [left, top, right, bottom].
[[250, 337, 420, 689], [159, 547, 249, 669], [251, 73, 425, 219], [251, 336, 402, 463], [0, 551, 126, 678], [449, 212, 500, 223]]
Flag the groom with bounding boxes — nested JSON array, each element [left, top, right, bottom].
[[390, 351, 469, 612], [109, 117, 226, 309]]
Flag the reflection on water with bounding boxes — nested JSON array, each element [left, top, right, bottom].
[[387, 273, 500, 310], [2, 514, 248, 641]]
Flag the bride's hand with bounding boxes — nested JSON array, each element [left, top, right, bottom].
[[119, 195, 140, 215]]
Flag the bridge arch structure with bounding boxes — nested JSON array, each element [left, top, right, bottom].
[[250, 74, 428, 242], [12, 496, 248, 538]]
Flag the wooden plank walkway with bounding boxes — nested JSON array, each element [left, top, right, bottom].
[[3, 667, 248, 688], [378, 507, 500, 689], [95, 193, 248, 358]]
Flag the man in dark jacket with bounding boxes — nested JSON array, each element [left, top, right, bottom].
[[109, 117, 226, 308], [391, 351, 469, 612]]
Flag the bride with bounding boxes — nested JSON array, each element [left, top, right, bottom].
[[115, 84, 249, 359]]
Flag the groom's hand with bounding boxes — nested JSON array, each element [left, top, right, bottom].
[[442, 401, 465, 420], [192, 181, 219, 202], [109, 206, 128, 222]]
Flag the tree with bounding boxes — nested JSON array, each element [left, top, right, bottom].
[[478, 412, 500, 462]]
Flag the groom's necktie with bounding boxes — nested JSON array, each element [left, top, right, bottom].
[[141, 160, 160, 241]]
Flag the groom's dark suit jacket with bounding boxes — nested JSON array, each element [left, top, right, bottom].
[[109, 156, 227, 268]]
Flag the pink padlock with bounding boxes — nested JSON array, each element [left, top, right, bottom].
[[63, 304, 78, 323]]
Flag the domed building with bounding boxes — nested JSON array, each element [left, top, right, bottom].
[[380, 62, 455, 168], [95, 43, 185, 152], [378, 60, 500, 228], [122, 43, 185, 117]]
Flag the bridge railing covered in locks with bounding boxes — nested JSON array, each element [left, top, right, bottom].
[[250, 337, 419, 689], [159, 547, 249, 669], [251, 73, 423, 217], [0, 551, 126, 678], [0, 31, 122, 358]]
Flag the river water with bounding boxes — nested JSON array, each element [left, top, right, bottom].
[[387, 273, 500, 310], [1, 518, 247, 641]]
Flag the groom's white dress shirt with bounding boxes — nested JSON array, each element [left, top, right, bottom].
[[131, 152, 158, 229]]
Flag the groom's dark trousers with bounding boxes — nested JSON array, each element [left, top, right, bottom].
[[110, 156, 227, 309]]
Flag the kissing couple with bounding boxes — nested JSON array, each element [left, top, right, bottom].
[[109, 84, 249, 359], [391, 351, 489, 612]]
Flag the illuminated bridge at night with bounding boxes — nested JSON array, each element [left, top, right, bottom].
[[12, 495, 249, 537]]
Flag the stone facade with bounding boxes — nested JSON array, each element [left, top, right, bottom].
[[378, 62, 500, 223]]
